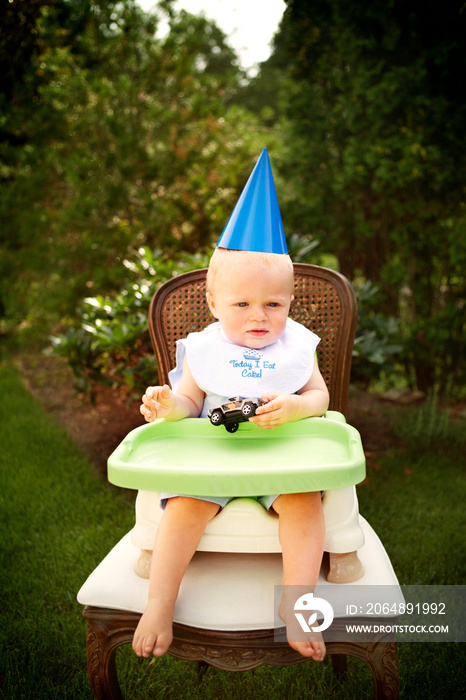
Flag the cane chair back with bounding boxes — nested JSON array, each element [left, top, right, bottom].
[[149, 263, 357, 415]]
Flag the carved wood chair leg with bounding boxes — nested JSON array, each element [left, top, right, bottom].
[[330, 653, 348, 675], [366, 642, 399, 700], [86, 622, 123, 700], [196, 660, 210, 679], [83, 606, 140, 700], [326, 641, 399, 700]]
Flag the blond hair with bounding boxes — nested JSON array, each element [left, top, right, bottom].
[[206, 248, 294, 294]]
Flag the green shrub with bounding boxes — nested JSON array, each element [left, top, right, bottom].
[[351, 281, 403, 388], [49, 247, 210, 397]]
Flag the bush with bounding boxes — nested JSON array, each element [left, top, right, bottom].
[[351, 281, 403, 388], [49, 247, 210, 398]]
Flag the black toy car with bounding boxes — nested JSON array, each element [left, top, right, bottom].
[[207, 396, 265, 433]]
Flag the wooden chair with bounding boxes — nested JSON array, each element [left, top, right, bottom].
[[78, 264, 400, 699]]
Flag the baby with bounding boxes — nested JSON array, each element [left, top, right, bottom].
[[133, 247, 329, 661]]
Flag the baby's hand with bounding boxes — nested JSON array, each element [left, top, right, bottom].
[[140, 385, 176, 422], [249, 392, 301, 429]]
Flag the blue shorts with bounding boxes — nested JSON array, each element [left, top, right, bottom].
[[159, 493, 279, 512]]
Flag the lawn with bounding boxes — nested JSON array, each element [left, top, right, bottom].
[[0, 359, 464, 699]]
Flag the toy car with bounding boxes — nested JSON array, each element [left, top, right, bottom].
[[207, 397, 265, 433]]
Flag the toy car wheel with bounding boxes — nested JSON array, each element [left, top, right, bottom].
[[241, 403, 254, 416], [225, 423, 239, 433], [210, 409, 223, 425]]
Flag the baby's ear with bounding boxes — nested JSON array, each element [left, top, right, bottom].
[[206, 291, 218, 318]]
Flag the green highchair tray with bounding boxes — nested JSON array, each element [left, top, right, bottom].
[[107, 411, 366, 497]]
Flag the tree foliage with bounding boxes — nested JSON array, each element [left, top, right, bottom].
[[2, 0, 464, 396], [277, 0, 466, 391], [0, 0, 269, 336]]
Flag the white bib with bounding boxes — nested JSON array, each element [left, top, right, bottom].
[[169, 318, 320, 417]]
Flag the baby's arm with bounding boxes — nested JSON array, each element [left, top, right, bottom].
[[249, 363, 329, 430], [140, 357, 205, 422]]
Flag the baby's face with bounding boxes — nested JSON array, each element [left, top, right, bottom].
[[206, 259, 293, 349]]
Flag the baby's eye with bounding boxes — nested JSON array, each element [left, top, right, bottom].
[[268, 302, 278, 307], [237, 302, 248, 307]]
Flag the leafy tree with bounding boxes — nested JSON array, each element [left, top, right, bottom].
[[0, 0, 268, 341], [277, 0, 466, 392], [233, 26, 290, 126]]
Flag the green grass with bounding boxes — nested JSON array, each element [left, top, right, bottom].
[[357, 443, 465, 586], [0, 360, 465, 699], [0, 361, 135, 699]]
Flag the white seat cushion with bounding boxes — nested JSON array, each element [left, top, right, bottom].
[[77, 517, 401, 631]]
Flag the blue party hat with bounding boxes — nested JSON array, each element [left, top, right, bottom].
[[216, 148, 287, 254]]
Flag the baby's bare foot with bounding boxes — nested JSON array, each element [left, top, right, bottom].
[[287, 636, 326, 660], [132, 598, 174, 658], [279, 597, 326, 661]]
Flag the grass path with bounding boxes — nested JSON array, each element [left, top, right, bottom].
[[0, 360, 464, 699]]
